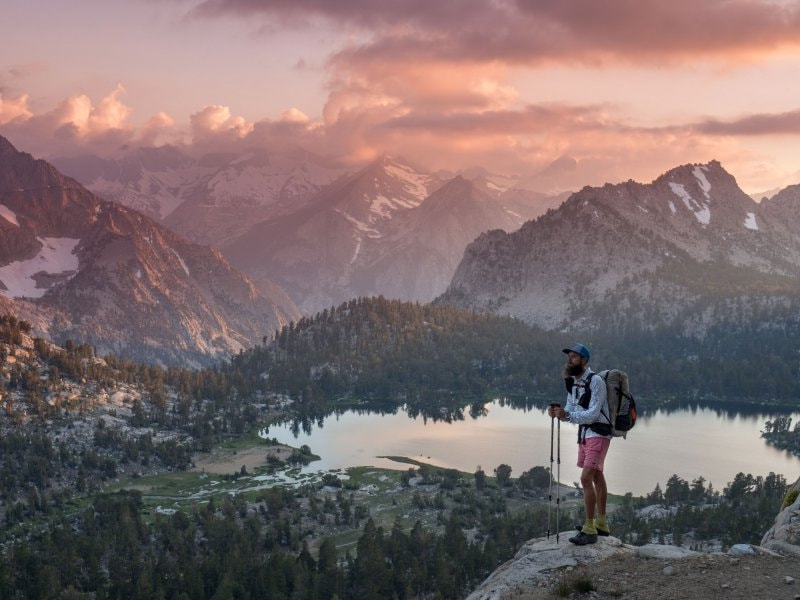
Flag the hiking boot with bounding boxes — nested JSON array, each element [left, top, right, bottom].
[[596, 524, 611, 537], [568, 531, 598, 545], [575, 524, 610, 536]]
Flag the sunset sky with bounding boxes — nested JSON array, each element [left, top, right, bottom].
[[3, 0, 800, 193]]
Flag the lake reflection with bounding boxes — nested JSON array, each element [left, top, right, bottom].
[[264, 402, 800, 496]]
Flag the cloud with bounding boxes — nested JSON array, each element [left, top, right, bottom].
[[0, 86, 177, 158], [693, 110, 800, 135], [280, 107, 310, 124], [0, 77, 796, 195], [192, 0, 800, 67], [189, 105, 255, 148], [1, 62, 48, 90], [180, 0, 800, 192], [140, 112, 177, 146], [0, 92, 32, 124]]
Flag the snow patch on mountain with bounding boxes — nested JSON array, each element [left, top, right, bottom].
[[349, 235, 362, 265], [0, 204, 20, 226], [693, 165, 712, 198], [336, 209, 381, 238], [367, 194, 420, 221], [0, 237, 80, 298], [744, 212, 758, 230], [370, 195, 397, 219], [384, 163, 430, 200], [669, 182, 710, 225], [171, 249, 190, 277]]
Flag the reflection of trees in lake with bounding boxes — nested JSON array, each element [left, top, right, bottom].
[[272, 393, 800, 445]]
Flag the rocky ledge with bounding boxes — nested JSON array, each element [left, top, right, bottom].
[[468, 477, 800, 600]]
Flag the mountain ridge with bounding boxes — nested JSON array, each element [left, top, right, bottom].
[[0, 135, 300, 366], [439, 160, 800, 334], [222, 157, 553, 313]]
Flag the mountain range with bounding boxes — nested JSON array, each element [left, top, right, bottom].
[[0, 135, 299, 366], [439, 160, 800, 337], [52, 145, 346, 248], [56, 150, 565, 314], [10, 129, 800, 366]]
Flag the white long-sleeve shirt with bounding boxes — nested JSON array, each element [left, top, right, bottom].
[[564, 367, 611, 440]]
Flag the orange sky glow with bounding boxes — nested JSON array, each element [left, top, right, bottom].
[[2, 0, 800, 193]]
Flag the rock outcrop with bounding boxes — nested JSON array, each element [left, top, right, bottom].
[[469, 479, 800, 600], [761, 476, 800, 558], [466, 535, 699, 600]]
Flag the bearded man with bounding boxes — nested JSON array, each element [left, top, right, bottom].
[[547, 342, 612, 545]]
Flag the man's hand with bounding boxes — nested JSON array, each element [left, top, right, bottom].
[[548, 403, 566, 419]]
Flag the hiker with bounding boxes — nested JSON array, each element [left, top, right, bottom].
[[547, 343, 612, 545]]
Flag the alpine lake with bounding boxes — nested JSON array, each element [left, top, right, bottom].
[[263, 398, 800, 497]]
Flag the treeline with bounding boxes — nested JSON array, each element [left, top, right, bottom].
[[0, 467, 789, 599], [5, 298, 798, 436], [228, 296, 566, 418], [0, 480, 554, 599], [762, 416, 800, 457], [0, 317, 247, 516], [612, 472, 788, 548], [224, 296, 800, 416]]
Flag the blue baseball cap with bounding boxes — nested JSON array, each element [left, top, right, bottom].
[[562, 343, 590, 361]]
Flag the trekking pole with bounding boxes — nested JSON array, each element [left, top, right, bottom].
[[547, 407, 555, 540], [556, 414, 561, 543]]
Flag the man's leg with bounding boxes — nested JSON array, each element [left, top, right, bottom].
[[570, 467, 599, 544], [571, 438, 610, 545], [580, 467, 598, 522], [592, 469, 610, 534], [593, 469, 607, 516]]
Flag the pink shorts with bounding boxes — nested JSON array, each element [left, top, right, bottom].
[[577, 437, 611, 472]]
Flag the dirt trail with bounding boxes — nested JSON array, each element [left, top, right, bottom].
[[516, 552, 800, 599]]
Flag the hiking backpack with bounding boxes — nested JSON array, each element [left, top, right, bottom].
[[575, 369, 637, 438], [595, 369, 637, 438]]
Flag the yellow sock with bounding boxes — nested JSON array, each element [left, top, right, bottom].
[[594, 515, 609, 532], [581, 518, 597, 534]]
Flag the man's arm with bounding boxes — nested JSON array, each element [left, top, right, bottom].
[[563, 376, 606, 424]]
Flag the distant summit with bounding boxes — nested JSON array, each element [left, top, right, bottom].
[[439, 160, 800, 335], [221, 157, 554, 313], [52, 144, 347, 247]]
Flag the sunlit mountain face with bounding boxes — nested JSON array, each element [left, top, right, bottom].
[[0, 135, 299, 367]]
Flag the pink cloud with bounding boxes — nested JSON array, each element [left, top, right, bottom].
[[140, 112, 177, 146], [0, 86, 177, 158], [180, 0, 800, 192], [0, 92, 32, 124], [693, 110, 800, 136], [0, 81, 796, 194], [192, 0, 800, 67], [188, 105, 255, 150]]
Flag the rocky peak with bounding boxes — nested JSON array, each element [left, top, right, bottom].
[[761, 183, 800, 224], [441, 159, 800, 331]]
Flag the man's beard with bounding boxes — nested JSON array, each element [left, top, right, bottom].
[[563, 361, 583, 377]]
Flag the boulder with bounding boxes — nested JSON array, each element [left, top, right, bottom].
[[761, 476, 800, 558], [466, 534, 631, 600]]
